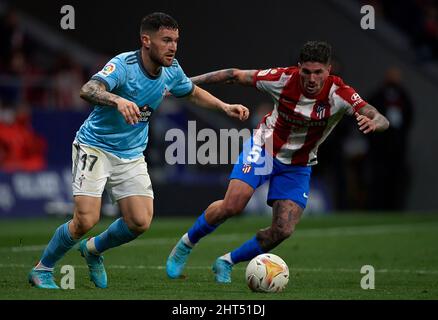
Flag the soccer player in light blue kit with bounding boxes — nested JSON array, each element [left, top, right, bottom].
[[28, 12, 249, 289]]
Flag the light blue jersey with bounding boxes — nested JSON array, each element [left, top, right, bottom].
[[75, 50, 194, 159]]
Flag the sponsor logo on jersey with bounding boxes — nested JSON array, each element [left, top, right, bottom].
[[279, 96, 299, 105], [351, 93, 362, 101], [278, 111, 327, 127], [352, 100, 363, 108], [350, 93, 363, 108], [139, 105, 153, 122], [100, 63, 116, 76], [242, 163, 252, 174]]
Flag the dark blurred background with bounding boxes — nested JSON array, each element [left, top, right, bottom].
[[0, 0, 437, 217]]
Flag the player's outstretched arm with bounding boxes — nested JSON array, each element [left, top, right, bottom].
[[190, 69, 257, 86], [355, 104, 390, 134], [186, 85, 250, 121], [80, 80, 140, 125]]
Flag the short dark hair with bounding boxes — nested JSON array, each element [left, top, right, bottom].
[[140, 12, 179, 34], [299, 41, 332, 64]]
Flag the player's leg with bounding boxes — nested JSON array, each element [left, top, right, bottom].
[[193, 178, 255, 237], [29, 143, 105, 289], [78, 156, 153, 288], [167, 136, 272, 279], [252, 165, 310, 252], [255, 199, 303, 251], [78, 196, 152, 288], [212, 199, 303, 283], [29, 196, 101, 289], [212, 164, 311, 283], [166, 136, 270, 279], [166, 179, 254, 279], [88, 195, 152, 253], [67, 142, 108, 288]]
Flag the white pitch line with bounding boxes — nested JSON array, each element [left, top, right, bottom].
[[8, 245, 47, 253], [1, 263, 437, 275], [1, 221, 437, 253], [118, 221, 438, 249]]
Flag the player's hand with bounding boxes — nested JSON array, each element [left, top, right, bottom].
[[355, 112, 376, 134], [116, 98, 141, 125], [222, 104, 250, 121]]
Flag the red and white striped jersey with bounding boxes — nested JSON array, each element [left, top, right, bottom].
[[252, 67, 367, 166]]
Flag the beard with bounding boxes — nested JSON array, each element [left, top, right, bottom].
[[149, 47, 172, 67], [301, 79, 324, 96]]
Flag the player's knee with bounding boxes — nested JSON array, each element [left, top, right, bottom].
[[129, 222, 150, 234], [125, 214, 152, 234], [274, 200, 303, 225], [269, 199, 302, 242], [70, 215, 99, 238], [221, 199, 245, 217], [219, 181, 252, 218]]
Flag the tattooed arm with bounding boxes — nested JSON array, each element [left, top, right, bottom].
[[355, 104, 390, 134], [80, 79, 120, 107], [186, 69, 257, 120], [190, 69, 257, 86], [79, 79, 140, 125]]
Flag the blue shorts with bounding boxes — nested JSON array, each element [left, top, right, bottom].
[[229, 139, 312, 209]]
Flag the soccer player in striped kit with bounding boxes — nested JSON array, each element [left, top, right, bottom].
[[167, 41, 389, 283], [28, 12, 249, 289]]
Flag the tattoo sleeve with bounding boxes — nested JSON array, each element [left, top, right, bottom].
[[358, 104, 390, 132], [79, 79, 121, 107], [190, 69, 256, 86], [255, 200, 302, 251], [190, 69, 237, 85]]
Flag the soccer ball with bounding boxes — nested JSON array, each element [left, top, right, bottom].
[[245, 253, 289, 293]]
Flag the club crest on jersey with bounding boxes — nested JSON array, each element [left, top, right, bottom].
[[100, 63, 116, 77], [78, 174, 85, 189], [315, 103, 328, 119], [242, 163, 252, 174]]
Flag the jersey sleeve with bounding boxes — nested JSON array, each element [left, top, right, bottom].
[[333, 79, 368, 113], [169, 62, 194, 98], [90, 56, 127, 92], [253, 68, 289, 100]]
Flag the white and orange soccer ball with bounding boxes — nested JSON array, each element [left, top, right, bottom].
[[245, 253, 289, 293]]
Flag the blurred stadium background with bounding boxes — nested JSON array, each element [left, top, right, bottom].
[[1, 0, 438, 301], [1, 0, 437, 217]]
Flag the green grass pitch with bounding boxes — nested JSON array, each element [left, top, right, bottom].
[[0, 213, 437, 300]]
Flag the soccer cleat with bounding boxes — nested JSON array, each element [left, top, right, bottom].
[[212, 257, 233, 283], [78, 239, 107, 288], [28, 268, 60, 289], [166, 238, 192, 279]]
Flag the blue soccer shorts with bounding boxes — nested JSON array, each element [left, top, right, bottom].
[[229, 139, 312, 209]]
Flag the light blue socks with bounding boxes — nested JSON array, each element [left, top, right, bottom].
[[40, 221, 77, 268], [94, 218, 137, 253]]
